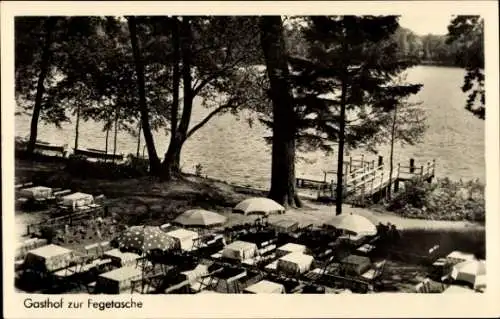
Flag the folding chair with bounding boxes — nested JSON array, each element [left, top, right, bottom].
[[84, 243, 101, 257]]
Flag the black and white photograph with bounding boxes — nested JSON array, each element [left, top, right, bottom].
[[2, 1, 499, 318]]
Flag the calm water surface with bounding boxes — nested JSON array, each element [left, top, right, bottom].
[[15, 66, 485, 188]]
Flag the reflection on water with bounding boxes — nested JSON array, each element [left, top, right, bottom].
[[15, 66, 485, 189]]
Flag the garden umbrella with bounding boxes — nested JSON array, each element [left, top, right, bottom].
[[326, 213, 377, 236], [174, 209, 227, 227], [451, 259, 486, 288], [234, 197, 285, 215], [115, 225, 178, 253]]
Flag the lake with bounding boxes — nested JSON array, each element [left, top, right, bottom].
[[15, 66, 486, 188]]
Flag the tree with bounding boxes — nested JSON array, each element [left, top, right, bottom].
[[289, 16, 421, 215], [16, 17, 57, 156], [366, 74, 426, 199], [162, 16, 181, 178], [259, 16, 302, 207], [15, 17, 110, 155], [446, 15, 485, 119], [160, 16, 262, 179], [127, 15, 162, 174]]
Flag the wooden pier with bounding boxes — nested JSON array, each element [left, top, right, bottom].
[[296, 155, 436, 206]]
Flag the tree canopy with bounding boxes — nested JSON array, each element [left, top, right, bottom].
[[446, 15, 485, 119]]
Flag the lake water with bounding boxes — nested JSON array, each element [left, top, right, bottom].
[[15, 66, 486, 188]]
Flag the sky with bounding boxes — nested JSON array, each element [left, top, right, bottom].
[[398, 14, 454, 36]]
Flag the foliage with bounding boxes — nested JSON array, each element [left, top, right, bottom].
[[39, 225, 57, 244], [446, 15, 485, 119], [386, 177, 485, 222], [363, 74, 427, 153], [280, 16, 423, 154], [65, 154, 148, 179], [392, 228, 485, 260], [194, 163, 204, 176]]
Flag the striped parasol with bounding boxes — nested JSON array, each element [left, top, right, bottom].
[[115, 225, 178, 253]]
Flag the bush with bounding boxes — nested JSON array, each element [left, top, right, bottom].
[[385, 177, 485, 223], [65, 154, 148, 180], [39, 226, 58, 244]]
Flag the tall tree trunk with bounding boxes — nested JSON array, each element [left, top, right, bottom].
[[259, 16, 302, 208], [128, 16, 161, 174], [136, 120, 141, 158], [162, 16, 191, 180], [26, 17, 56, 156], [387, 103, 398, 200], [113, 107, 119, 163], [335, 74, 347, 215], [74, 102, 81, 151], [169, 16, 180, 150], [104, 126, 109, 163]]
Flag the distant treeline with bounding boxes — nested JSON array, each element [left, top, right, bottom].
[[285, 25, 467, 68]]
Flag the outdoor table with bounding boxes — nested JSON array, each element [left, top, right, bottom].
[[244, 280, 285, 294], [23, 244, 75, 274], [60, 192, 94, 212], [212, 267, 247, 293], [181, 264, 210, 284], [268, 220, 299, 233], [356, 244, 375, 255], [446, 251, 475, 265], [338, 234, 366, 247], [276, 243, 307, 258], [18, 186, 53, 200], [103, 249, 142, 267], [265, 260, 279, 272], [222, 241, 258, 261], [16, 238, 48, 260], [340, 255, 371, 276], [277, 253, 314, 276], [431, 258, 449, 279], [96, 266, 143, 294], [165, 228, 199, 251]]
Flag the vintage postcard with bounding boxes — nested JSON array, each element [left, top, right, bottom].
[[2, 1, 499, 318]]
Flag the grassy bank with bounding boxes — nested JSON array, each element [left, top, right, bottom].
[[15, 156, 485, 228]]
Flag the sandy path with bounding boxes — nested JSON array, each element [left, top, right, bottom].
[[218, 200, 484, 231]]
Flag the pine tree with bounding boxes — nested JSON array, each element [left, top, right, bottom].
[[289, 16, 422, 214]]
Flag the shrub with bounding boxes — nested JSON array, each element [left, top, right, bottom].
[[385, 177, 485, 223], [65, 154, 148, 180], [39, 226, 58, 244], [195, 163, 204, 176]]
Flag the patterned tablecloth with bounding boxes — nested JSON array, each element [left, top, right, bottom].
[[16, 238, 48, 260], [96, 266, 143, 294], [23, 244, 75, 272], [103, 249, 142, 267], [19, 186, 53, 200]]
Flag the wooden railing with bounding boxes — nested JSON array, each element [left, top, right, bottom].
[[313, 158, 436, 200], [398, 159, 436, 180]]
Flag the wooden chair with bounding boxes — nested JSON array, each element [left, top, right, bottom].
[[84, 241, 111, 257], [415, 278, 432, 293], [361, 260, 386, 282]]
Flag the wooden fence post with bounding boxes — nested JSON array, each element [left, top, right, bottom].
[[394, 163, 401, 193], [410, 158, 415, 173], [420, 165, 424, 178], [361, 154, 364, 168], [378, 156, 383, 167], [349, 156, 353, 173], [380, 170, 384, 193]]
